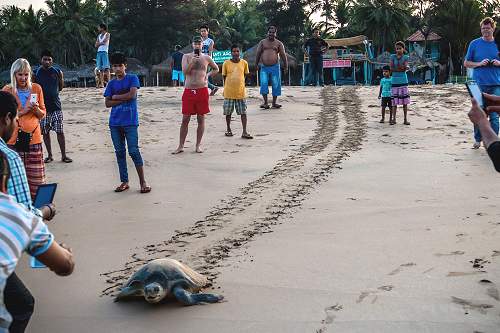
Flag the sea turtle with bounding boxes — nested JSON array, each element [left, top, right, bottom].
[[114, 258, 224, 305]]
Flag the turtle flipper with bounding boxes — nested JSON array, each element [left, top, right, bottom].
[[173, 286, 224, 305], [114, 284, 144, 302]]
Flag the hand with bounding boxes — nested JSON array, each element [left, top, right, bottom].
[[484, 93, 500, 113], [479, 59, 490, 67], [41, 203, 57, 221], [283, 66, 289, 74], [378, 96, 381, 99], [492, 59, 500, 67], [468, 98, 488, 125]]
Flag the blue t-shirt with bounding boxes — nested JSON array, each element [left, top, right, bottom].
[[172, 51, 183, 71], [390, 54, 409, 86], [35, 67, 62, 112], [380, 77, 392, 97], [17, 89, 30, 108], [465, 37, 500, 86], [103, 74, 140, 127]]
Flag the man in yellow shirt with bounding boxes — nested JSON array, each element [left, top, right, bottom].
[[222, 45, 253, 139]]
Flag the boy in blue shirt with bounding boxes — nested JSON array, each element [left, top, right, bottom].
[[378, 65, 393, 124], [104, 52, 151, 193]]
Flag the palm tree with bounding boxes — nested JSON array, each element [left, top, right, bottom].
[[351, 0, 411, 54], [44, 0, 104, 66]]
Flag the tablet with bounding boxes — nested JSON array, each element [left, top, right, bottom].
[[33, 183, 57, 209], [465, 81, 484, 108]]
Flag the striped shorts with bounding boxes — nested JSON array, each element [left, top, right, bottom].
[[223, 99, 247, 115], [41, 110, 64, 134]]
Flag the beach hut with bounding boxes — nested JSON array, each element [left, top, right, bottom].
[[406, 29, 442, 61], [125, 57, 149, 83], [151, 45, 192, 86]]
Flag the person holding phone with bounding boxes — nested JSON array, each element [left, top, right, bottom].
[[2, 59, 47, 199], [172, 36, 219, 154], [468, 94, 500, 171], [464, 17, 500, 149], [0, 150, 74, 332]]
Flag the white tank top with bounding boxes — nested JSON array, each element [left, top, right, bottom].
[[97, 33, 109, 52]]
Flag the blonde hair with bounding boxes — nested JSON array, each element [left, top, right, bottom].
[[10, 58, 32, 93], [480, 17, 496, 30]]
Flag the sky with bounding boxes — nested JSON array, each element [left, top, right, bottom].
[[2, 0, 47, 9]]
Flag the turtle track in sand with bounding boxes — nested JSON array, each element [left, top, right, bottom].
[[101, 86, 366, 296]]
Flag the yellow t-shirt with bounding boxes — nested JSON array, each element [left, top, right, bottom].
[[222, 59, 249, 99]]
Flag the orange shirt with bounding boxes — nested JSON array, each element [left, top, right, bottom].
[[2, 83, 46, 145]]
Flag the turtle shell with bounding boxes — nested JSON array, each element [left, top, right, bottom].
[[117, 259, 209, 299]]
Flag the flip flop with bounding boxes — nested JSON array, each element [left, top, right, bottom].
[[260, 104, 270, 109], [114, 184, 129, 192], [225, 131, 233, 137], [271, 104, 282, 109], [140, 185, 152, 194], [44, 157, 53, 163], [241, 134, 253, 139], [61, 157, 73, 163]]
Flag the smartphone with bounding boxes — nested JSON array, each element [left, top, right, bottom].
[[194, 49, 200, 56], [465, 81, 484, 108], [30, 93, 37, 104]]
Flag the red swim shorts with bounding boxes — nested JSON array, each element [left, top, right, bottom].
[[182, 87, 210, 115]]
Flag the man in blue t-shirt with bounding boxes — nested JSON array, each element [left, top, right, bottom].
[[464, 17, 500, 149], [104, 52, 151, 194], [35, 50, 72, 163], [171, 45, 184, 87]]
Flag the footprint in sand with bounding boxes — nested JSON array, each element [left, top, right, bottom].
[[478, 279, 500, 301], [356, 285, 393, 304], [388, 263, 416, 276], [451, 296, 493, 315], [434, 251, 465, 257]]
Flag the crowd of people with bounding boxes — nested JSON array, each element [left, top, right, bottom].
[[0, 15, 498, 332]]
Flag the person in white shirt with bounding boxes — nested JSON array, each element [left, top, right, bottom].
[[95, 23, 111, 88]]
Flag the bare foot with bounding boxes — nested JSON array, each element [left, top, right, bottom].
[[195, 146, 203, 153], [171, 148, 184, 154]]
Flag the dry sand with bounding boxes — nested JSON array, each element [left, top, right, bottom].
[[16, 84, 500, 332]]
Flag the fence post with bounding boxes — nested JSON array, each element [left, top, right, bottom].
[[157, 72, 159, 87]]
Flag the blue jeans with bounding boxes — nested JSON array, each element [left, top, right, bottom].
[[307, 55, 324, 86], [260, 63, 281, 96], [110, 126, 144, 183], [474, 85, 500, 142]]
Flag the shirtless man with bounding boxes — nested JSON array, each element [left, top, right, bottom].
[[255, 25, 288, 109], [172, 36, 219, 154]]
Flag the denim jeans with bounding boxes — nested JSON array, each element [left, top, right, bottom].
[[4, 272, 35, 333], [109, 126, 144, 183], [474, 85, 500, 142], [259, 63, 281, 96], [308, 55, 324, 86]]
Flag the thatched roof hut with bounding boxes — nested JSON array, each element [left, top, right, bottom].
[[125, 58, 149, 77], [243, 44, 297, 70], [151, 45, 191, 75]]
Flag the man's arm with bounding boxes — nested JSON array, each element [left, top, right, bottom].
[[105, 96, 123, 108], [182, 54, 198, 75], [278, 41, 288, 71], [207, 56, 219, 76], [112, 87, 138, 101], [58, 70, 64, 91], [255, 41, 263, 68], [209, 40, 214, 57], [36, 242, 74, 276]]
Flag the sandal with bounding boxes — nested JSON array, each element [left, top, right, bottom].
[[241, 133, 253, 139], [114, 183, 129, 192], [61, 156, 73, 163], [260, 104, 270, 109], [44, 157, 53, 163], [225, 131, 233, 137], [140, 185, 152, 194], [271, 104, 282, 109]]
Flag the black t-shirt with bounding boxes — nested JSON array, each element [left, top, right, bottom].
[[304, 37, 329, 56], [487, 141, 500, 172], [172, 51, 183, 71], [35, 67, 61, 112]]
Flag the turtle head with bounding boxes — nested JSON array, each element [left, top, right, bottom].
[[144, 282, 166, 303]]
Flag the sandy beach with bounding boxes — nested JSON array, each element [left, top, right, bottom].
[[16, 84, 500, 332]]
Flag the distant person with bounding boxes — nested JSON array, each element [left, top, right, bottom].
[[171, 45, 184, 87], [468, 94, 500, 171], [255, 25, 288, 109], [303, 28, 328, 87], [0, 150, 74, 333], [378, 65, 393, 124], [464, 17, 500, 149], [172, 36, 219, 154], [222, 45, 252, 139], [2, 58, 47, 199], [0, 91, 56, 333], [390, 41, 411, 125], [35, 50, 72, 164], [104, 52, 151, 193], [200, 25, 218, 96], [95, 23, 111, 88]]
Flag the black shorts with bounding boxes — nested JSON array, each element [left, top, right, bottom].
[[381, 97, 393, 108]]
